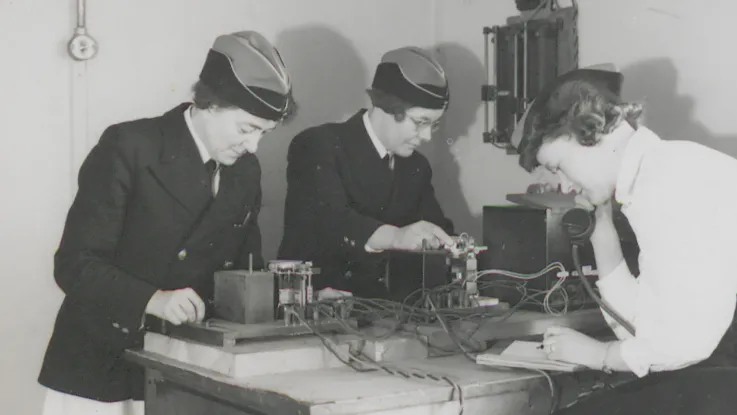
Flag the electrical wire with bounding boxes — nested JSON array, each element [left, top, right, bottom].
[[311, 261, 580, 343], [426, 288, 557, 414], [293, 310, 467, 415], [472, 261, 565, 281], [473, 261, 572, 315], [295, 260, 581, 414]]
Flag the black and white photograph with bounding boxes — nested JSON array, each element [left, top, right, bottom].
[[3, 1, 737, 414]]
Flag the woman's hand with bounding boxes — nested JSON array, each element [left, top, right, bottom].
[[542, 326, 608, 370]]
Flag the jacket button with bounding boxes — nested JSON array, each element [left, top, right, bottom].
[[223, 261, 234, 269], [112, 322, 120, 329], [177, 249, 187, 260], [121, 327, 130, 334]]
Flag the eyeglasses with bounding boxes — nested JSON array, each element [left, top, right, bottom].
[[408, 116, 441, 132]]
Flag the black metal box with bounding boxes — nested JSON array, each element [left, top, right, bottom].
[[478, 202, 639, 309]]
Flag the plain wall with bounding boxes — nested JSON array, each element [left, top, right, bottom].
[[2, 0, 737, 413], [0, 0, 74, 413]]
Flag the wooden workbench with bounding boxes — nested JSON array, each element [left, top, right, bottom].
[[126, 309, 629, 415]]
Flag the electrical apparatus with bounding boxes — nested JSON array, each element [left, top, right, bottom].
[[481, 0, 579, 149], [419, 234, 497, 310], [146, 237, 500, 348], [146, 260, 353, 348], [479, 191, 640, 311]]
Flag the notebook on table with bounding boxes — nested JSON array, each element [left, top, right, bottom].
[[475, 340, 585, 372]]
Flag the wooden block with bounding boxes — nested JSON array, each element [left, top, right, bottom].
[[214, 270, 274, 324], [354, 333, 430, 362]]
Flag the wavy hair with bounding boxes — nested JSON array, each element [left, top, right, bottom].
[[519, 79, 643, 172]]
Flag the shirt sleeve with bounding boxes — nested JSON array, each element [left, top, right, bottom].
[[365, 244, 383, 253], [595, 260, 638, 340], [596, 210, 737, 378]]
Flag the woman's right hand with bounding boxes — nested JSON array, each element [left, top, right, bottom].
[[145, 288, 206, 325]]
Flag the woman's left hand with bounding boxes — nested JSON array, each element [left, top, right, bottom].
[[542, 326, 608, 369]]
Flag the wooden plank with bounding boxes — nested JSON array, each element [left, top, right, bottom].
[[147, 317, 356, 348]]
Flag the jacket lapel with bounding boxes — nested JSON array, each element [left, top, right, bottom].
[[341, 111, 394, 206], [187, 154, 260, 243], [384, 156, 417, 215], [148, 104, 212, 216]]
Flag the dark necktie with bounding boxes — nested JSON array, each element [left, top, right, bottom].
[[204, 160, 220, 196], [383, 154, 395, 172]]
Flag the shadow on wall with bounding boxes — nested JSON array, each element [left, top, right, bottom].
[[429, 41, 485, 238], [621, 57, 737, 158], [256, 25, 368, 261]]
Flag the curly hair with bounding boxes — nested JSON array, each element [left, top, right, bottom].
[[519, 79, 643, 172], [191, 80, 298, 124]]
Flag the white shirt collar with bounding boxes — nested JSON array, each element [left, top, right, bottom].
[[183, 104, 211, 163], [362, 110, 389, 159], [614, 125, 663, 206]]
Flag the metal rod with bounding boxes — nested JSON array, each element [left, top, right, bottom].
[[77, 0, 86, 28], [483, 29, 490, 135], [421, 239, 428, 291], [518, 0, 551, 115], [513, 32, 519, 110], [522, 21, 528, 111]]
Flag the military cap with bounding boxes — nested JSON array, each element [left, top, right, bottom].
[[371, 46, 449, 109], [199, 31, 292, 121]]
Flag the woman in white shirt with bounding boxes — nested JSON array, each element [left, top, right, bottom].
[[513, 66, 737, 414]]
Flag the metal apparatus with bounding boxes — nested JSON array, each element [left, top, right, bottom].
[[421, 234, 491, 310], [479, 191, 639, 311], [446, 234, 488, 308], [270, 260, 317, 325], [481, 0, 579, 149], [147, 260, 353, 348]]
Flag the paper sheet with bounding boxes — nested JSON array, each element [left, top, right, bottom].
[[475, 340, 584, 372]]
